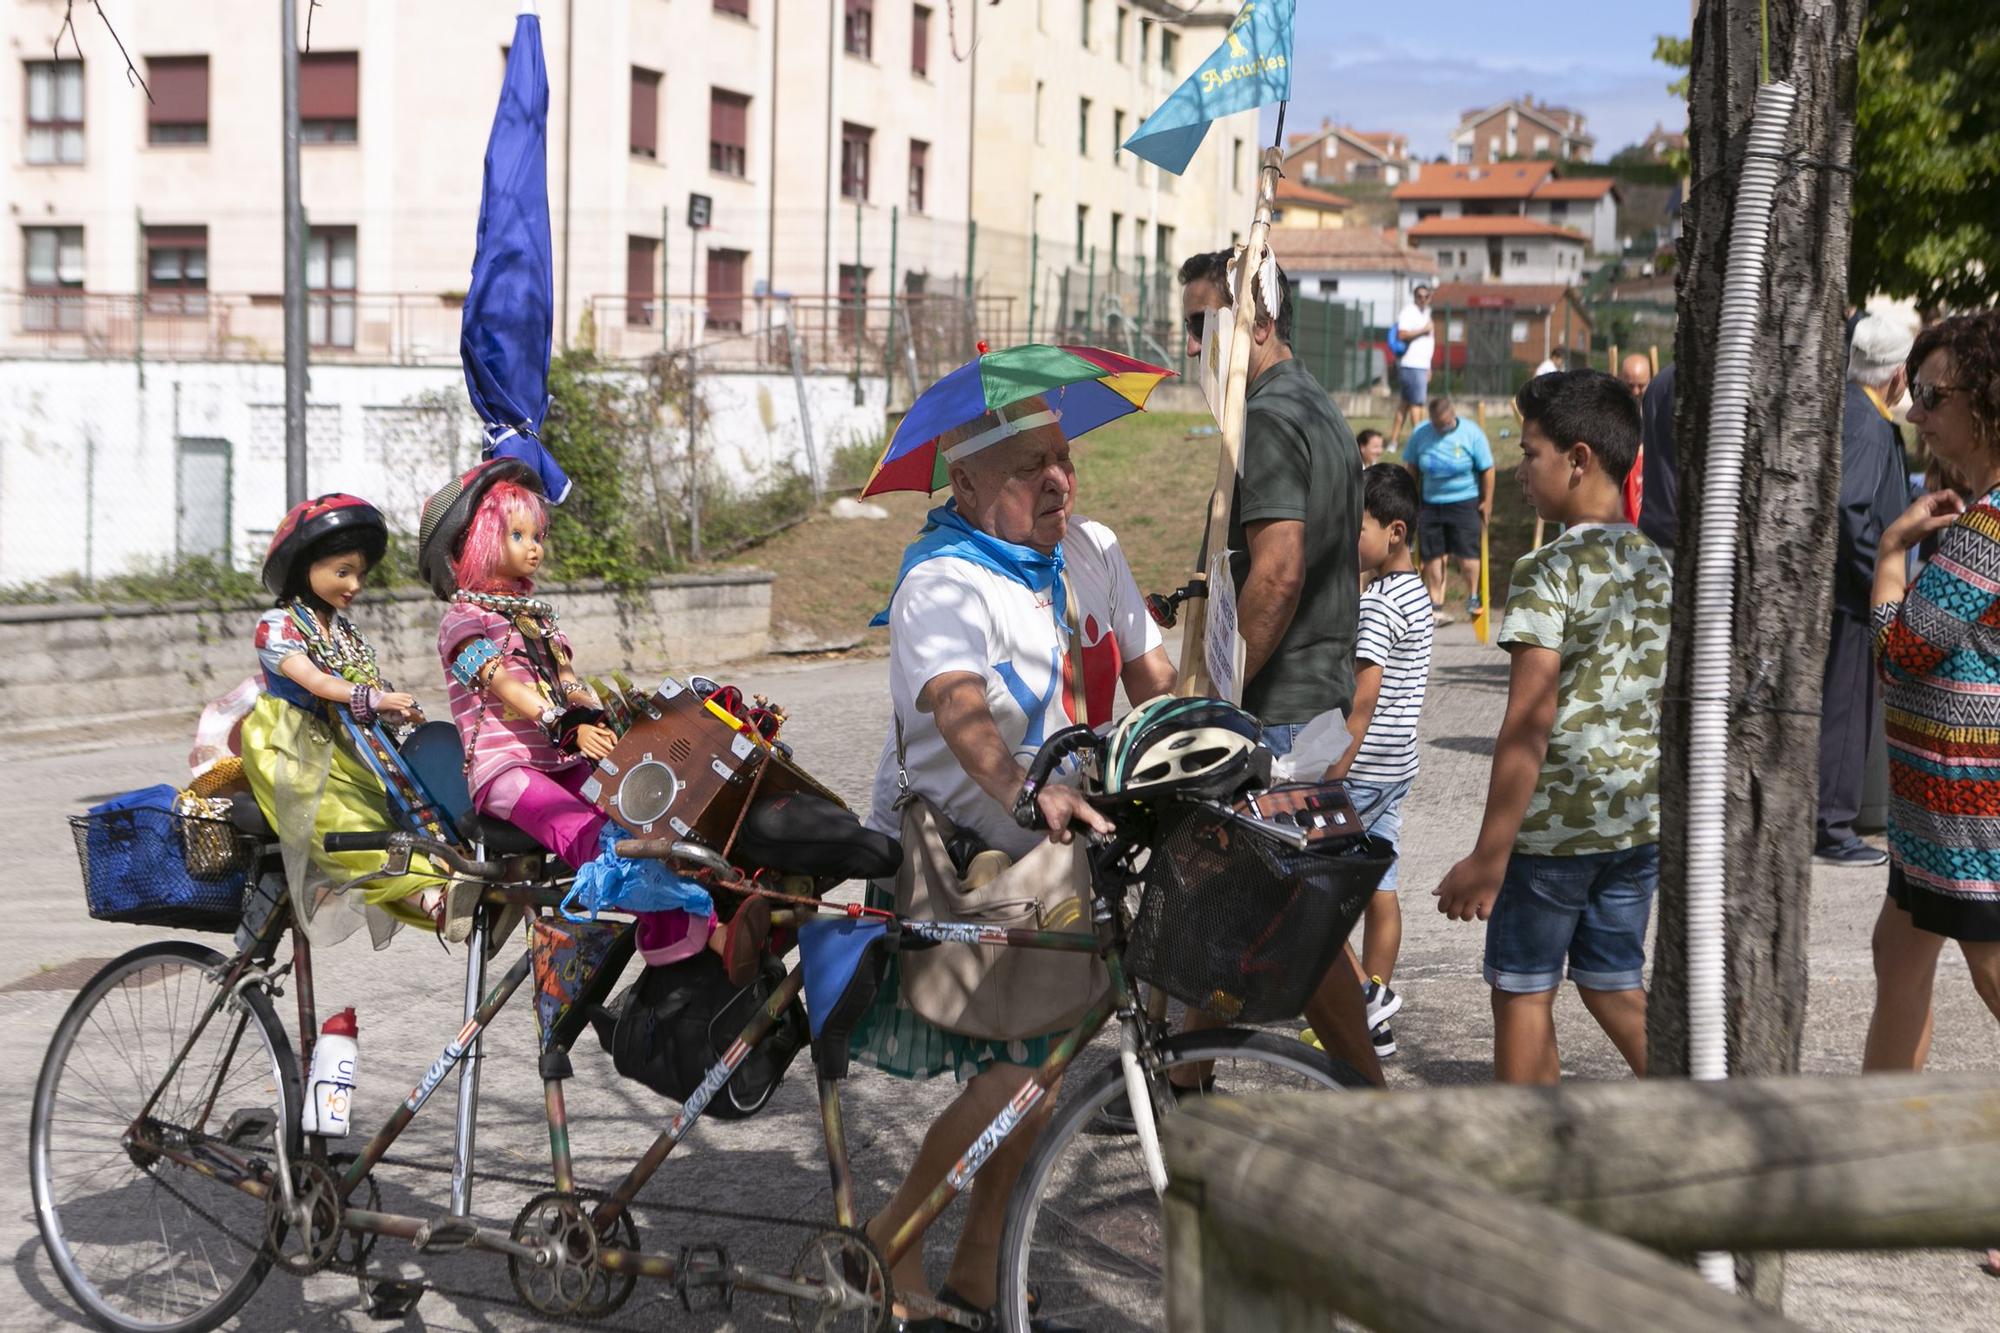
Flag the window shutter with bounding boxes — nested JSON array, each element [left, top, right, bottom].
[[298, 53, 358, 121], [147, 57, 209, 126], [631, 68, 660, 157]]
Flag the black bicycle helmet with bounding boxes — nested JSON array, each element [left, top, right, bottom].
[[1099, 696, 1263, 801], [261, 493, 389, 600], [415, 456, 543, 601]]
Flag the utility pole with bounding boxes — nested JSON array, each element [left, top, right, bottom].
[[281, 0, 308, 506]]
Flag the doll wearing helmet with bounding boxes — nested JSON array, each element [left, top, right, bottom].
[[241, 494, 451, 948], [419, 460, 770, 980]]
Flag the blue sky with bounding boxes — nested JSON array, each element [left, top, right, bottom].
[[1259, 1, 1691, 160]]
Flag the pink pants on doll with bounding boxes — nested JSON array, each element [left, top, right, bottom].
[[476, 763, 713, 964]]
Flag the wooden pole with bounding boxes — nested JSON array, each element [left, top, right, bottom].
[[1649, 342, 1660, 372], [1174, 145, 1283, 700]]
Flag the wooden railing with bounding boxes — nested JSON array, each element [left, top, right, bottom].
[[1162, 1073, 2000, 1331]]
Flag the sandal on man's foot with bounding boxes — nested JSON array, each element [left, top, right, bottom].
[[723, 894, 774, 986]]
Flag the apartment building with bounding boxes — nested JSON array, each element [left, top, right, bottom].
[[1451, 95, 1595, 165], [0, 0, 971, 361], [965, 0, 1257, 342], [1408, 217, 1588, 286], [1395, 162, 1618, 256], [1283, 121, 1412, 186]]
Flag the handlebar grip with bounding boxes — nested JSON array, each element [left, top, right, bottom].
[[324, 831, 396, 853], [1013, 724, 1103, 830]]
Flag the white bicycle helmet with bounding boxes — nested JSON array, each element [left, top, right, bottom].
[[1099, 696, 1262, 800]]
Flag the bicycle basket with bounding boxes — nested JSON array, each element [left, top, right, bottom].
[[69, 801, 257, 933], [1124, 802, 1393, 1024]]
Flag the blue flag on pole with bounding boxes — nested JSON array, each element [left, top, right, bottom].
[[1122, 0, 1294, 176], [461, 9, 572, 503]]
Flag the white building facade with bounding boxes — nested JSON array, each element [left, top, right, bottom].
[[1408, 219, 1588, 286]]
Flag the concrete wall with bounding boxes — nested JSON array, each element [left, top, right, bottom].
[[0, 358, 887, 586], [0, 571, 774, 723]]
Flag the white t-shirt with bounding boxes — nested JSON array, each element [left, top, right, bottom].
[[866, 517, 1163, 861], [1397, 302, 1435, 370]]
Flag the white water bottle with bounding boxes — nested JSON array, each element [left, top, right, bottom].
[[302, 1008, 359, 1138]]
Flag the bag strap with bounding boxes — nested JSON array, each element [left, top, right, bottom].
[[1060, 570, 1091, 730]]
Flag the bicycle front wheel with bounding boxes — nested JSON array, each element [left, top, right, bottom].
[[996, 1027, 1366, 1333], [30, 941, 300, 1333]]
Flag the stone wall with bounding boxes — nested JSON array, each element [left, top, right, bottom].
[[0, 571, 773, 723]]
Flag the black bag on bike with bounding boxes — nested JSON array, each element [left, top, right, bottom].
[[593, 952, 808, 1120]]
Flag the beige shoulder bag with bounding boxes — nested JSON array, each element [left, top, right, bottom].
[[890, 573, 1111, 1041]]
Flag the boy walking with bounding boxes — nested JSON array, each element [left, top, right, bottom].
[[1435, 371, 1670, 1084], [1328, 465, 1433, 1057]]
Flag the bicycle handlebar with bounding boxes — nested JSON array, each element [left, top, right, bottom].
[[1012, 724, 1105, 830], [321, 831, 504, 880]]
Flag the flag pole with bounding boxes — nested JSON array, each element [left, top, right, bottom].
[[1174, 106, 1287, 700]]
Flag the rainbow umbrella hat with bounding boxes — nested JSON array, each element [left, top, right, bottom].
[[860, 343, 1176, 497]]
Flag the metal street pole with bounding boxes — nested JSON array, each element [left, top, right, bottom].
[[660, 205, 669, 351], [281, 0, 308, 505]]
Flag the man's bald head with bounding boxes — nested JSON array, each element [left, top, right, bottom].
[[1619, 354, 1654, 399]]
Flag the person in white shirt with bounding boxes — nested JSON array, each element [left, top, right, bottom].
[[1391, 284, 1436, 447], [854, 396, 1176, 1320]]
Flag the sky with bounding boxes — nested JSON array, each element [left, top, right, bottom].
[[1259, 0, 1691, 160]]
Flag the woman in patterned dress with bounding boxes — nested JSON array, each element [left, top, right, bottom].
[[1862, 311, 2000, 1072]]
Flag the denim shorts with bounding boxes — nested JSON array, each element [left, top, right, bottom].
[[1397, 366, 1429, 406], [1482, 844, 1658, 993], [1343, 776, 1411, 892]]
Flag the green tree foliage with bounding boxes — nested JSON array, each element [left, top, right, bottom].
[[1653, 34, 1692, 98], [1849, 4, 2000, 309], [541, 349, 645, 586]]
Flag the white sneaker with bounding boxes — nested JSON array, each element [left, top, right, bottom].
[[1371, 1021, 1398, 1059], [1363, 977, 1402, 1027]]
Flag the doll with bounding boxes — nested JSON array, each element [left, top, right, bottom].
[[417, 459, 769, 979], [241, 494, 451, 948]]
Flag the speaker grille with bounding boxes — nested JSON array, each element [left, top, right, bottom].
[[614, 760, 681, 827]]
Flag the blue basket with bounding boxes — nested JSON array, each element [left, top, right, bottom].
[[69, 792, 257, 933]]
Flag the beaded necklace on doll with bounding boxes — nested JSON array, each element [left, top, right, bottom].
[[285, 601, 382, 686], [452, 588, 561, 643]]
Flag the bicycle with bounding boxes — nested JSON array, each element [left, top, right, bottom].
[[32, 721, 1390, 1333]]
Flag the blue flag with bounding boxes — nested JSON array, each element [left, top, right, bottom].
[[461, 12, 572, 504], [1122, 0, 1294, 176]]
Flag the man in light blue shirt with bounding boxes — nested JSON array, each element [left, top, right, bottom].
[[1402, 395, 1494, 622]]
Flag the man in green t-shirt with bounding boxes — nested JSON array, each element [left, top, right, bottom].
[[1175, 249, 1376, 1085]]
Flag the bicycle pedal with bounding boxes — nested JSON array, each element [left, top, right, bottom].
[[675, 1242, 734, 1312], [412, 1215, 481, 1254], [363, 1278, 426, 1320], [219, 1108, 278, 1146]]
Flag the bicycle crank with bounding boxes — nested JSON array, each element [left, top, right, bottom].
[[264, 1158, 343, 1276], [507, 1190, 602, 1317]]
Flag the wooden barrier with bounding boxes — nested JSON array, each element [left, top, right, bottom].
[[1162, 1073, 2000, 1332]]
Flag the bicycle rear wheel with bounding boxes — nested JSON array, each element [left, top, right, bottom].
[[30, 941, 300, 1333], [996, 1027, 1366, 1333]]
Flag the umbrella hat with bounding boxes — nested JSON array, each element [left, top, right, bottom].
[[861, 343, 1175, 497]]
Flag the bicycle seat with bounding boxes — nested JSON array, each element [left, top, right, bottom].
[[732, 791, 902, 882], [460, 813, 548, 858], [226, 793, 274, 841]]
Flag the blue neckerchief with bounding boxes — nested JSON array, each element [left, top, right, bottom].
[[869, 500, 1067, 628]]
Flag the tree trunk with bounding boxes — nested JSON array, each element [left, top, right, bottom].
[[1649, 0, 1866, 1305]]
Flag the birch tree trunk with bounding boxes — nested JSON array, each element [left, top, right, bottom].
[[1647, 0, 1867, 1306]]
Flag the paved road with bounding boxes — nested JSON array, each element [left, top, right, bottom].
[[3, 630, 1994, 1330]]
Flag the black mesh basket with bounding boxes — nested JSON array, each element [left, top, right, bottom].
[[69, 808, 257, 933], [1125, 802, 1394, 1024]]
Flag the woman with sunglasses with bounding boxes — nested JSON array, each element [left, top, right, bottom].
[[1863, 310, 2000, 1083]]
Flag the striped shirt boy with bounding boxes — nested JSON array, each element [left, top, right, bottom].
[[1348, 569, 1434, 784]]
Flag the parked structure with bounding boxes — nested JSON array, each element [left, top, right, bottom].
[[1282, 120, 1413, 186], [1395, 163, 1618, 256], [1451, 95, 1595, 164]]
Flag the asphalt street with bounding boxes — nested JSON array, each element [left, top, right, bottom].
[[2, 628, 1994, 1330]]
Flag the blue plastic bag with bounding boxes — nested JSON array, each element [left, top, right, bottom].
[[81, 785, 218, 920], [559, 824, 714, 924]]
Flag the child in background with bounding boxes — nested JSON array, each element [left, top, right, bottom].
[[1357, 428, 1387, 468], [1327, 464, 1433, 1058], [1435, 370, 1671, 1084]]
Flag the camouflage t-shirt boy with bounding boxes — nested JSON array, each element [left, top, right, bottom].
[[1498, 523, 1672, 855]]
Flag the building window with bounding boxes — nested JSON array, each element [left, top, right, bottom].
[[1034, 81, 1044, 145], [1548, 200, 1568, 218], [306, 227, 356, 348], [1075, 205, 1089, 258], [904, 270, 927, 298], [1154, 222, 1174, 266], [300, 52, 358, 142], [1511, 319, 1529, 344], [1113, 109, 1126, 163], [706, 248, 747, 331], [1140, 18, 1152, 67], [626, 236, 658, 326], [908, 139, 929, 213], [1110, 212, 1122, 269], [631, 67, 661, 159], [1078, 97, 1091, 156], [24, 60, 84, 164], [714, 0, 750, 15], [841, 122, 873, 201], [838, 263, 869, 336], [22, 225, 84, 331], [1160, 30, 1178, 75], [1232, 138, 1243, 189], [144, 226, 208, 315], [911, 5, 931, 76], [1115, 5, 1129, 61], [709, 88, 749, 177], [844, 0, 873, 59], [146, 57, 208, 145], [1417, 206, 1442, 222], [1080, 0, 1093, 47], [1509, 248, 1529, 266]]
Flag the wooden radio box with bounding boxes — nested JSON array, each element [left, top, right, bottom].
[[579, 676, 844, 848]]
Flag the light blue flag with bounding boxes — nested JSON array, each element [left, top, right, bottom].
[[1123, 0, 1294, 175]]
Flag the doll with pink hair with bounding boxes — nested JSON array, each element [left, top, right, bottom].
[[416, 459, 769, 975]]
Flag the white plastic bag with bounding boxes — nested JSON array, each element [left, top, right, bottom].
[[1268, 708, 1351, 784]]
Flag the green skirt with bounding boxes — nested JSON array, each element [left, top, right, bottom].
[[846, 882, 1056, 1083]]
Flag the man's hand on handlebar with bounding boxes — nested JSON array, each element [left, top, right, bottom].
[[1032, 784, 1112, 844]]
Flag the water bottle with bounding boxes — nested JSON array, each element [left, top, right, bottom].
[[302, 1008, 359, 1138]]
